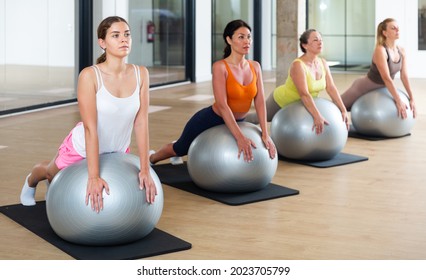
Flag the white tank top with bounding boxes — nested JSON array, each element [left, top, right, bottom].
[[72, 64, 141, 157]]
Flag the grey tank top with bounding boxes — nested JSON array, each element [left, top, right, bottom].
[[367, 46, 402, 84]]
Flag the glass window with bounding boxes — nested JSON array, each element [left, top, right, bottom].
[[212, 0, 253, 62], [128, 0, 187, 86], [307, 0, 375, 71], [0, 0, 75, 115], [271, 0, 276, 69], [419, 0, 426, 50]]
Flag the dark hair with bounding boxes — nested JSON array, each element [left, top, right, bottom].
[[222, 19, 252, 58], [376, 18, 396, 46], [96, 16, 129, 64], [299, 29, 317, 53]]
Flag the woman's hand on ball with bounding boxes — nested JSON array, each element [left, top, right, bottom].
[[139, 172, 157, 204], [262, 135, 276, 159], [312, 115, 329, 135], [85, 177, 110, 213], [237, 136, 256, 162], [341, 111, 350, 130], [409, 99, 417, 118], [395, 99, 408, 119]]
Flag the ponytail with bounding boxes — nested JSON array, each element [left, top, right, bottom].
[[96, 52, 107, 64], [376, 18, 396, 47], [223, 45, 231, 59]]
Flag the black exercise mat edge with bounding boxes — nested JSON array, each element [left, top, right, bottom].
[[0, 201, 191, 260], [152, 163, 299, 206], [279, 152, 368, 168], [349, 125, 411, 141]]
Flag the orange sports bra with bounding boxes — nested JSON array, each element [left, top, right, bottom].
[[222, 60, 257, 113]]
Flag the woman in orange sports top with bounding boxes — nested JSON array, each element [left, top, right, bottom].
[[149, 19, 276, 165]]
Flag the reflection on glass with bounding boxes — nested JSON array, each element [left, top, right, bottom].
[[271, 0, 277, 69], [0, 0, 75, 115], [307, 0, 374, 71], [419, 0, 426, 50], [212, 0, 253, 62], [128, 0, 187, 86]]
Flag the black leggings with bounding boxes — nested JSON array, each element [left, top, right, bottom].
[[173, 106, 243, 156]]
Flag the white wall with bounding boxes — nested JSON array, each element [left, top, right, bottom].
[[194, 0, 212, 82], [376, 0, 424, 78], [48, 0, 75, 67], [261, 0, 272, 70], [2, 0, 74, 67], [0, 0, 5, 65], [94, 0, 130, 64]]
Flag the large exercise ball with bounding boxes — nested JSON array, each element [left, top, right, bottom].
[[351, 87, 415, 137], [46, 152, 163, 246], [270, 98, 348, 161], [187, 122, 278, 193]]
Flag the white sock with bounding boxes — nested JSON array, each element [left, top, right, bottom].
[[170, 141, 183, 165], [20, 174, 36, 206], [45, 180, 50, 200], [170, 156, 183, 165]]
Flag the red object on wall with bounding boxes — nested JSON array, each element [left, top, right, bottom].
[[147, 21, 155, 43]]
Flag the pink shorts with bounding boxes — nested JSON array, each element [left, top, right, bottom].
[[54, 125, 131, 170], [55, 128, 84, 170]]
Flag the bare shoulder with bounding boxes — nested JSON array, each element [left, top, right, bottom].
[[133, 65, 150, 90], [212, 60, 226, 70], [79, 65, 95, 77], [136, 64, 148, 73], [135, 65, 149, 79], [78, 66, 97, 83], [374, 44, 387, 55], [290, 59, 303, 70], [372, 45, 388, 63], [212, 60, 227, 77], [248, 60, 261, 71]]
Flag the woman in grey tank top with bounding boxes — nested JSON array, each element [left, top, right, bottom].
[[340, 18, 416, 119]]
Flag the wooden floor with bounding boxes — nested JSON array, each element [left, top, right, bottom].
[[0, 72, 425, 260]]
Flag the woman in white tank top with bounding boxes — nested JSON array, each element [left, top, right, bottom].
[[20, 16, 157, 211]]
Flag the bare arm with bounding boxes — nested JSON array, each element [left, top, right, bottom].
[[134, 66, 157, 203], [291, 60, 327, 134], [77, 67, 110, 213], [373, 45, 408, 118], [322, 58, 349, 130], [398, 46, 416, 117], [251, 61, 276, 158]]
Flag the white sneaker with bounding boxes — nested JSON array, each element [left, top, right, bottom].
[[20, 174, 36, 206], [170, 156, 183, 165], [169, 140, 183, 165], [45, 180, 50, 200]]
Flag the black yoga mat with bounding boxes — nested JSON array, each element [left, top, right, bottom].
[[279, 152, 368, 168], [0, 201, 191, 260], [348, 125, 411, 141], [152, 163, 299, 206]]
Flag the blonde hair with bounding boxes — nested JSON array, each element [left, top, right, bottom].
[[376, 18, 396, 47]]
